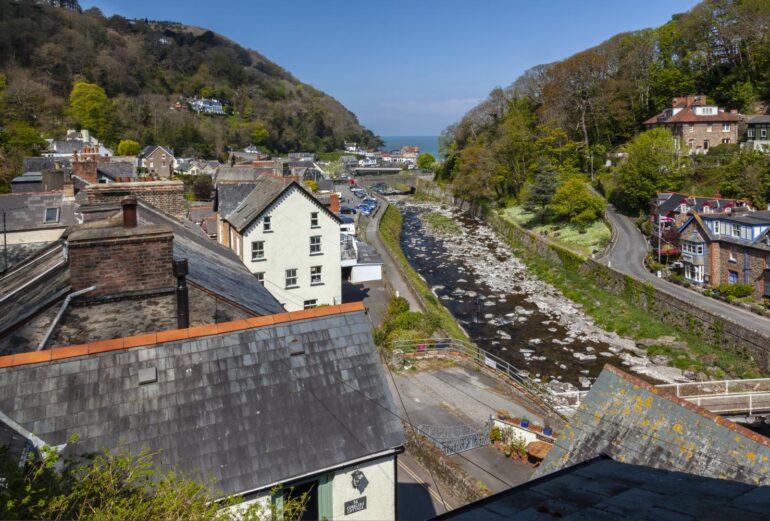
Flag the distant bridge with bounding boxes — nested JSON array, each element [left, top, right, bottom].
[[353, 167, 404, 175], [555, 378, 770, 417]]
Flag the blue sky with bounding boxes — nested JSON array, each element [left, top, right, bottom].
[[83, 0, 699, 136]]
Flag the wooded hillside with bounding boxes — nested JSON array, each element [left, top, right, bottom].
[[439, 0, 770, 211], [0, 0, 380, 186]]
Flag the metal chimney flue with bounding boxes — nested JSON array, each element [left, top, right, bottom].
[[173, 258, 190, 329], [121, 196, 138, 228]]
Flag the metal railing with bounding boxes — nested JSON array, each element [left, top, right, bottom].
[[391, 337, 568, 418]]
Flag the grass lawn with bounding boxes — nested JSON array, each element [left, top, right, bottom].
[[502, 206, 611, 257], [421, 212, 461, 235]]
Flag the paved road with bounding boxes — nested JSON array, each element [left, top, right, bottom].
[[397, 452, 454, 520], [365, 196, 423, 312], [603, 205, 770, 338], [389, 365, 536, 494]]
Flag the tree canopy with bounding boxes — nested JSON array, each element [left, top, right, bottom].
[[416, 152, 436, 171]]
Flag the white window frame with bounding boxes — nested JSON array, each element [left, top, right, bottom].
[[310, 235, 322, 255], [762, 129, 768, 139], [685, 263, 704, 283], [748, 129, 755, 138], [688, 123, 694, 133], [255, 272, 265, 285], [707, 124, 713, 133], [263, 215, 272, 232], [729, 246, 737, 262], [722, 123, 731, 132], [285, 268, 298, 288], [310, 265, 322, 285], [303, 299, 318, 310], [251, 240, 265, 261], [44, 207, 60, 223], [311, 212, 319, 228], [682, 241, 704, 255]]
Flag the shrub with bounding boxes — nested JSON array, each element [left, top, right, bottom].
[[714, 283, 754, 299], [489, 426, 502, 443]]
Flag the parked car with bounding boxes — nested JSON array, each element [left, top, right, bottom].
[[340, 206, 357, 215]]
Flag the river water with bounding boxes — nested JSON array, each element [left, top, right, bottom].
[[396, 200, 664, 390]]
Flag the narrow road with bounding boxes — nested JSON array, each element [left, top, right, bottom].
[[602, 205, 770, 338], [365, 197, 423, 312]]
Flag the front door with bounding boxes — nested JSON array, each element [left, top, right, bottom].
[[285, 480, 319, 521]]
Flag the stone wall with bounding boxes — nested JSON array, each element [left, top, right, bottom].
[[86, 181, 186, 219], [68, 225, 174, 298], [416, 179, 770, 371]]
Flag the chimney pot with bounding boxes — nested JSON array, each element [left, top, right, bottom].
[[122, 196, 138, 228]]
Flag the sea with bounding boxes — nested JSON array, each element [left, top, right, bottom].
[[381, 136, 440, 159]]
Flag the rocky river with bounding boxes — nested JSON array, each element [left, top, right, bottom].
[[396, 200, 694, 392]]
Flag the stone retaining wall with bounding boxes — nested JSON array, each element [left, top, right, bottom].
[[415, 180, 770, 371]]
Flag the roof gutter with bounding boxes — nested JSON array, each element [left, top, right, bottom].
[[226, 445, 404, 501], [37, 285, 95, 351]]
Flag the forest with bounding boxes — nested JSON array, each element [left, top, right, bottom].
[[0, 0, 380, 187], [439, 0, 770, 215]]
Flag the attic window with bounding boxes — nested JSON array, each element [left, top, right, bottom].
[[44, 207, 60, 223]]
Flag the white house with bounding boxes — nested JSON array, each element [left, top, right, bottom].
[[219, 175, 342, 311]]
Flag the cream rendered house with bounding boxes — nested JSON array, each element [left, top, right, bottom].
[[219, 175, 342, 311]]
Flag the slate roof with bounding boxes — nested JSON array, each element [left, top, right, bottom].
[[225, 177, 342, 233], [225, 175, 294, 231], [10, 172, 43, 193], [215, 166, 272, 185], [435, 456, 770, 521], [0, 192, 78, 232], [138, 202, 284, 316], [748, 115, 770, 125], [141, 145, 174, 157], [536, 365, 770, 485], [651, 192, 746, 217], [214, 182, 260, 218], [0, 308, 405, 497], [97, 162, 136, 181], [22, 157, 70, 173]]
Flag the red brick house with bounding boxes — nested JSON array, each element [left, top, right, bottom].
[[644, 95, 741, 154]]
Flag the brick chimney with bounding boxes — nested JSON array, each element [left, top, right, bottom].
[[330, 193, 340, 214], [71, 150, 98, 184], [68, 202, 174, 299]]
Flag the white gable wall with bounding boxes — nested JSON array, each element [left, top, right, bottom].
[[240, 185, 342, 311]]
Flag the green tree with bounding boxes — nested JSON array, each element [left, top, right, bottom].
[[523, 160, 559, 219], [416, 152, 436, 171], [250, 122, 269, 145], [550, 177, 606, 227], [614, 128, 678, 213], [0, 444, 309, 521], [68, 81, 117, 143], [116, 139, 140, 156]]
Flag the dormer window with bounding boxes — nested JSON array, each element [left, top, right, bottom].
[[44, 207, 60, 223]]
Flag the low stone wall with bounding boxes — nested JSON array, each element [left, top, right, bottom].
[[403, 425, 490, 504], [415, 180, 770, 371]]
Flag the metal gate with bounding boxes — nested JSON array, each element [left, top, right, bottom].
[[416, 420, 492, 455]]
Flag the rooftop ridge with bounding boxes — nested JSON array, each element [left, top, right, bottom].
[[604, 364, 770, 448], [0, 302, 366, 369]]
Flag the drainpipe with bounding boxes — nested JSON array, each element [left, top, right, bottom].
[[37, 286, 96, 351]]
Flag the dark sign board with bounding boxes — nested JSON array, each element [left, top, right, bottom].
[[344, 496, 366, 515]]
